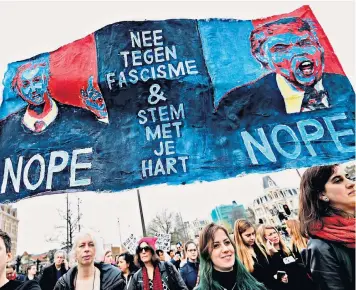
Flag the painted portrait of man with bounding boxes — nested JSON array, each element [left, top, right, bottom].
[[10, 61, 109, 133], [215, 17, 354, 130], [12, 62, 58, 133]]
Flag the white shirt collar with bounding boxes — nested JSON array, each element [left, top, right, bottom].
[[22, 98, 58, 132]]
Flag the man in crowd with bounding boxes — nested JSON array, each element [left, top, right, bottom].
[[156, 249, 166, 262], [6, 265, 25, 282], [0, 230, 40, 290], [170, 242, 183, 270], [39, 250, 68, 290]]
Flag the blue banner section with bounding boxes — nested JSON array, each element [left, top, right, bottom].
[[198, 19, 269, 106], [0, 9, 355, 202]]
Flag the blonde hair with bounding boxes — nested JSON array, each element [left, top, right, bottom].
[[70, 231, 104, 264], [256, 225, 291, 257], [285, 220, 308, 252], [234, 219, 255, 272]]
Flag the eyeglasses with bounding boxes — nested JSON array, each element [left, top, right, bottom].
[[187, 249, 197, 252], [139, 246, 151, 253]]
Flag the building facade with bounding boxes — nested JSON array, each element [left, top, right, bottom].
[[184, 219, 210, 240], [211, 202, 246, 233], [0, 204, 19, 258], [248, 176, 299, 226]]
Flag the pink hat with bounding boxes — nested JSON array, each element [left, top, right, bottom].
[[137, 237, 158, 250]]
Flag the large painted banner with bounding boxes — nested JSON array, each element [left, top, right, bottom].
[[0, 6, 354, 202]]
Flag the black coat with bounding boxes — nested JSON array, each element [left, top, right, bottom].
[[39, 263, 68, 290], [264, 248, 314, 290], [303, 238, 355, 290], [250, 245, 275, 290], [131, 261, 188, 290], [1, 280, 41, 290], [53, 262, 122, 290], [108, 270, 136, 290]]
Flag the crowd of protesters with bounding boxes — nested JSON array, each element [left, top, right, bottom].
[[0, 164, 354, 290]]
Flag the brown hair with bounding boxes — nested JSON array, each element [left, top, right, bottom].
[[199, 223, 236, 262], [285, 219, 308, 252], [234, 219, 255, 272], [298, 164, 346, 237], [198, 223, 266, 290], [256, 225, 291, 257], [136, 243, 160, 267]]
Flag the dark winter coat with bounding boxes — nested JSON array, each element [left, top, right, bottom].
[[39, 263, 68, 290], [303, 238, 355, 290], [53, 262, 122, 290], [131, 261, 188, 290], [108, 270, 137, 290], [179, 260, 199, 290], [1, 280, 41, 290]]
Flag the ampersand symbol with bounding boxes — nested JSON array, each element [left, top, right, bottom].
[[148, 84, 167, 105]]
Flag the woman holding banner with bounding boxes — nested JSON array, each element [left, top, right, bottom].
[[131, 237, 188, 290], [299, 164, 355, 290], [196, 223, 266, 290]]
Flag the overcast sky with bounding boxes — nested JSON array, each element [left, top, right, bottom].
[[0, 0, 354, 255]]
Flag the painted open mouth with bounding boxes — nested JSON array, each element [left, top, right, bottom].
[[299, 61, 314, 76]]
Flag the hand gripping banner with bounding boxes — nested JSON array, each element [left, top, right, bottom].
[[0, 6, 354, 202]]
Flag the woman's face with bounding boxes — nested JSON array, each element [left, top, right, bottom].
[[75, 234, 96, 266], [285, 225, 291, 236], [186, 243, 198, 261], [210, 229, 235, 272], [241, 227, 255, 247], [264, 228, 280, 245], [104, 251, 113, 264], [322, 166, 356, 213], [139, 242, 153, 264], [118, 256, 129, 272]]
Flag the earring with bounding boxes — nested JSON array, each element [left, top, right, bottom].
[[323, 197, 329, 202]]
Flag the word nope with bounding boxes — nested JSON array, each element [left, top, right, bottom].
[[1, 148, 93, 193]]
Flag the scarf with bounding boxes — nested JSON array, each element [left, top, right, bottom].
[[309, 215, 356, 248], [142, 265, 163, 290]]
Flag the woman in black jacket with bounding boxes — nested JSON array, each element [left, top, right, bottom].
[[54, 231, 122, 290], [256, 224, 313, 290], [234, 219, 272, 289], [131, 237, 188, 290], [299, 164, 355, 290], [115, 253, 138, 290]]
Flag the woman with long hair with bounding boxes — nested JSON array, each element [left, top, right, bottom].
[[285, 220, 307, 260], [54, 231, 121, 290], [196, 222, 266, 290], [299, 164, 355, 290], [234, 219, 272, 289], [131, 237, 188, 290], [110, 252, 138, 290], [179, 241, 199, 290], [256, 224, 312, 290]]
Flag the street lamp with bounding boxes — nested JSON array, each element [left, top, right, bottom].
[[117, 218, 123, 250]]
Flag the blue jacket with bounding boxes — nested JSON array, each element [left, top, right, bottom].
[[179, 260, 199, 290]]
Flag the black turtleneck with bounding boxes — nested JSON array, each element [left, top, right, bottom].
[[212, 265, 237, 290]]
